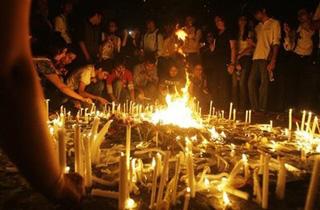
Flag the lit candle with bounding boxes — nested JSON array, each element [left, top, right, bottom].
[[228, 103, 233, 120], [84, 134, 92, 187], [248, 110, 252, 124], [150, 153, 161, 208], [262, 154, 270, 209], [269, 120, 273, 132], [156, 151, 170, 209], [275, 158, 286, 200], [301, 110, 306, 131], [57, 128, 66, 173], [183, 187, 191, 210], [119, 153, 128, 210], [306, 112, 312, 132], [304, 155, 320, 210], [288, 109, 292, 131]]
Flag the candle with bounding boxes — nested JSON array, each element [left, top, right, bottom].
[[233, 109, 236, 121], [185, 140, 195, 197], [245, 110, 248, 124], [112, 102, 115, 114], [45, 99, 50, 121], [275, 158, 286, 200], [183, 187, 191, 210], [311, 117, 318, 138], [306, 112, 312, 132], [228, 103, 233, 120], [248, 110, 252, 124], [304, 155, 320, 210], [288, 109, 292, 131], [222, 110, 225, 119], [57, 128, 66, 173], [119, 153, 128, 210], [150, 153, 161, 208], [242, 154, 249, 180], [269, 120, 273, 132], [262, 154, 270, 209], [301, 110, 306, 131], [172, 154, 181, 205], [126, 125, 131, 168], [91, 189, 119, 199], [156, 151, 170, 209], [155, 131, 159, 148], [209, 101, 213, 117], [84, 134, 92, 188], [74, 124, 83, 175]]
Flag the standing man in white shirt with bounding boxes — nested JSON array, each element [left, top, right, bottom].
[[141, 19, 164, 57], [54, 1, 73, 44], [248, 5, 281, 112]]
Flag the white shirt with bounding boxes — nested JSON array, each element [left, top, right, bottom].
[[142, 29, 164, 55], [67, 65, 95, 90], [54, 15, 72, 44], [253, 18, 281, 60]]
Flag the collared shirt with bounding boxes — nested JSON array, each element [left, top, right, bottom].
[[183, 26, 202, 54], [142, 29, 164, 55], [54, 14, 72, 44], [67, 65, 96, 90], [284, 25, 315, 56], [133, 64, 158, 88], [253, 18, 281, 60], [107, 69, 134, 94]]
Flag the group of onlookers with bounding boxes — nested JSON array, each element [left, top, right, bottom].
[[30, 0, 320, 113]]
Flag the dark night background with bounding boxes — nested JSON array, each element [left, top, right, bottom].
[[47, 0, 320, 29]]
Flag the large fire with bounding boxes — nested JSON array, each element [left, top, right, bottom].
[[150, 28, 203, 129]]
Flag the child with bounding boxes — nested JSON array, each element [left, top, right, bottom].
[[159, 62, 185, 98]]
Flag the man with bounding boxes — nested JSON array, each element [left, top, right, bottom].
[[134, 53, 159, 102], [0, 0, 83, 204], [76, 8, 102, 62], [141, 19, 163, 57], [283, 8, 315, 109], [248, 5, 281, 112], [107, 57, 135, 102], [54, 0, 73, 44], [67, 63, 109, 105]]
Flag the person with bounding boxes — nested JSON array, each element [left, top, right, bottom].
[[141, 19, 163, 57], [232, 15, 254, 110], [248, 5, 281, 112], [107, 57, 135, 102], [209, 15, 237, 109], [159, 61, 185, 98], [99, 20, 121, 67], [33, 39, 92, 111], [283, 7, 316, 110], [133, 53, 159, 102], [75, 8, 102, 63], [54, 0, 73, 44], [200, 31, 215, 84], [122, 27, 143, 69], [67, 63, 109, 105], [158, 21, 179, 79], [189, 64, 211, 112], [183, 15, 202, 65], [0, 0, 83, 204]]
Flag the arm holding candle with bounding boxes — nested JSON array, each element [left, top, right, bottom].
[[0, 0, 83, 204]]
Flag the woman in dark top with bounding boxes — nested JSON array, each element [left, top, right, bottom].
[[209, 15, 237, 109]]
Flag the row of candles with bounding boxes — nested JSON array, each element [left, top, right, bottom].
[[46, 99, 320, 210]]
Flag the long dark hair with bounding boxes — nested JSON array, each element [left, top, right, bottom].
[[238, 15, 250, 41]]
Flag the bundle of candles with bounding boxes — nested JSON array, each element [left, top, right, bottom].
[[45, 99, 320, 210]]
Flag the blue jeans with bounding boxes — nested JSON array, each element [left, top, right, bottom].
[[248, 59, 269, 111]]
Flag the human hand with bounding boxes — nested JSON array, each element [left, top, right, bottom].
[[283, 23, 291, 35], [54, 173, 84, 205], [267, 60, 276, 73], [82, 98, 93, 104], [227, 64, 235, 74]]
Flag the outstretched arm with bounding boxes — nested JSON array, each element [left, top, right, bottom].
[[0, 0, 83, 203]]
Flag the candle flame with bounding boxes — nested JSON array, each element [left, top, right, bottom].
[[125, 198, 137, 209], [223, 192, 231, 206]]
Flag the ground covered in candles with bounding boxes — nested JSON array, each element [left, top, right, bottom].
[[0, 111, 319, 210]]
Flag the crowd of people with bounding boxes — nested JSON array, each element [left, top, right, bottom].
[[31, 0, 320, 113]]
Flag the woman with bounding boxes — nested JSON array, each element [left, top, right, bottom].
[[33, 39, 92, 111], [232, 15, 254, 110], [209, 15, 237, 109]]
